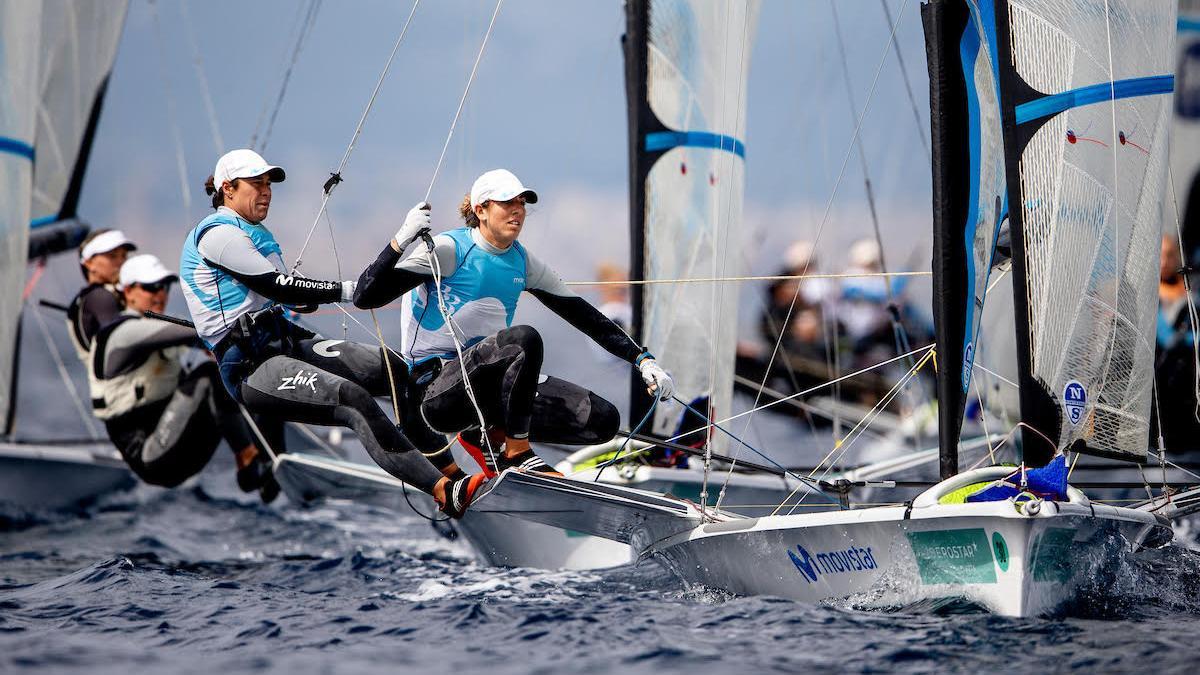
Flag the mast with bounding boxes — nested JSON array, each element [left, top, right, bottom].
[[623, 0, 664, 427], [922, 0, 1009, 478]]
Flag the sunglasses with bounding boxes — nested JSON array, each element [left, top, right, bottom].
[[135, 281, 171, 293]]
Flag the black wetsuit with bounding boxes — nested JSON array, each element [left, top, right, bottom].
[[180, 213, 445, 494], [92, 314, 260, 487], [353, 229, 634, 456]]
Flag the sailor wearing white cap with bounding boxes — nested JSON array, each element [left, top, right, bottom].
[[89, 255, 274, 496], [354, 168, 674, 481], [179, 149, 484, 517], [66, 228, 139, 359]]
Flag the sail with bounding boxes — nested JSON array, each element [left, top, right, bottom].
[[922, 0, 1010, 478], [623, 0, 760, 446], [995, 0, 1177, 464], [28, 0, 128, 258], [1177, 0, 1200, 258], [0, 2, 44, 433]]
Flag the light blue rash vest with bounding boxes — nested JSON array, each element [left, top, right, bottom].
[[401, 227, 527, 364], [180, 209, 285, 347]]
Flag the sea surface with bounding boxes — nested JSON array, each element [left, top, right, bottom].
[[4, 453, 1200, 675]]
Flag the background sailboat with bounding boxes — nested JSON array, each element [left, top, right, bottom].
[[0, 0, 135, 513]]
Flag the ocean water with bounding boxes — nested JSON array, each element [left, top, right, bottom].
[[4, 457, 1200, 675]]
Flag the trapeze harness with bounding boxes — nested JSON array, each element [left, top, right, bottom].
[[178, 207, 445, 494]]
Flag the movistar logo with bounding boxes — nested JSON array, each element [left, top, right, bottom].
[[275, 274, 337, 291], [787, 544, 878, 583]]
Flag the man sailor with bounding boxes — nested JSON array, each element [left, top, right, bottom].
[[90, 254, 275, 496], [67, 228, 137, 359]]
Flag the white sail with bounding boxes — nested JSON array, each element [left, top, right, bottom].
[[635, 0, 760, 443], [0, 2, 44, 430], [31, 0, 128, 229], [1007, 0, 1176, 462]]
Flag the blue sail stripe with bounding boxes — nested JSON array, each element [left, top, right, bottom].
[[1180, 17, 1200, 33], [1015, 75, 1175, 124], [0, 136, 34, 161], [30, 214, 59, 229], [645, 131, 746, 158]]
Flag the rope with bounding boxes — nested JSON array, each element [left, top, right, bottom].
[[177, 0, 225, 154], [292, 0, 422, 271], [876, 0, 929, 161], [593, 398, 657, 484], [422, 0, 505, 204], [731, 0, 912, 501], [148, 0, 191, 213], [251, 0, 322, 153], [28, 302, 102, 439], [567, 271, 930, 286]]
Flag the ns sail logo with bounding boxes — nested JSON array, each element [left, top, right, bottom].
[[786, 544, 878, 583]]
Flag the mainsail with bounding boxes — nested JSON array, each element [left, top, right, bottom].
[[623, 0, 760, 445], [0, 0, 128, 433], [996, 0, 1176, 464], [924, 0, 1176, 468], [0, 3, 43, 433], [29, 0, 128, 258]]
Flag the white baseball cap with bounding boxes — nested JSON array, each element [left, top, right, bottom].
[[119, 254, 178, 290], [470, 169, 538, 208], [213, 148, 286, 189], [80, 229, 137, 263]]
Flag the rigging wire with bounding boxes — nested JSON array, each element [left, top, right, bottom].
[[28, 302, 103, 440], [876, 0, 930, 162], [177, 0, 225, 154], [727, 0, 913, 507], [250, 0, 323, 153], [148, 0, 191, 214], [292, 0, 423, 272]]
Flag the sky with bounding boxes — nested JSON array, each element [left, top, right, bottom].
[[19, 0, 939, 438]]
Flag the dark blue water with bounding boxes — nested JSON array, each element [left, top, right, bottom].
[[5, 457, 1200, 675]]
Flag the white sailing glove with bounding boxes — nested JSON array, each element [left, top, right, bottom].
[[394, 202, 432, 251], [638, 356, 675, 402], [340, 280, 358, 303]]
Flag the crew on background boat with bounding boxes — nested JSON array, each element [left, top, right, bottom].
[[178, 149, 484, 517], [1155, 234, 1200, 453], [90, 254, 276, 496], [66, 228, 137, 359], [354, 169, 675, 478]]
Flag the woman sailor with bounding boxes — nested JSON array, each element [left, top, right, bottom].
[[353, 168, 675, 477], [179, 149, 485, 517], [66, 228, 138, 359], [90, 254, 274, 496]]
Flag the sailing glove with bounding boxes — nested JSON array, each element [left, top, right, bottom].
[[394, 202, 432, 251], [638, 357, 675, 402]]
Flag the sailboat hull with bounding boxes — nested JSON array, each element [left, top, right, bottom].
[[650, 500, 1168, 617], [0, 441, 134, 511]]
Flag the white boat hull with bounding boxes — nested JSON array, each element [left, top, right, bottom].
[[651, 499, 1166, 616], [272, 452, 801, 570], [0, 441, 134, 511]]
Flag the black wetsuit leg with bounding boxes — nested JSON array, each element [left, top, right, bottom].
[[237, 353, 443, 493], [420, 325, 544, 437], [420, 325, 619, 444], [106, 366, 223, 488], [528, 375, 620, 445]]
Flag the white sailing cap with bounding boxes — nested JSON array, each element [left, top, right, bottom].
[[848, 239, 882, 268], [470, 169, 538, 208], [119, 254, 178, 290], [80, 229, 137, 263], [213, 148, 286, 188]]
